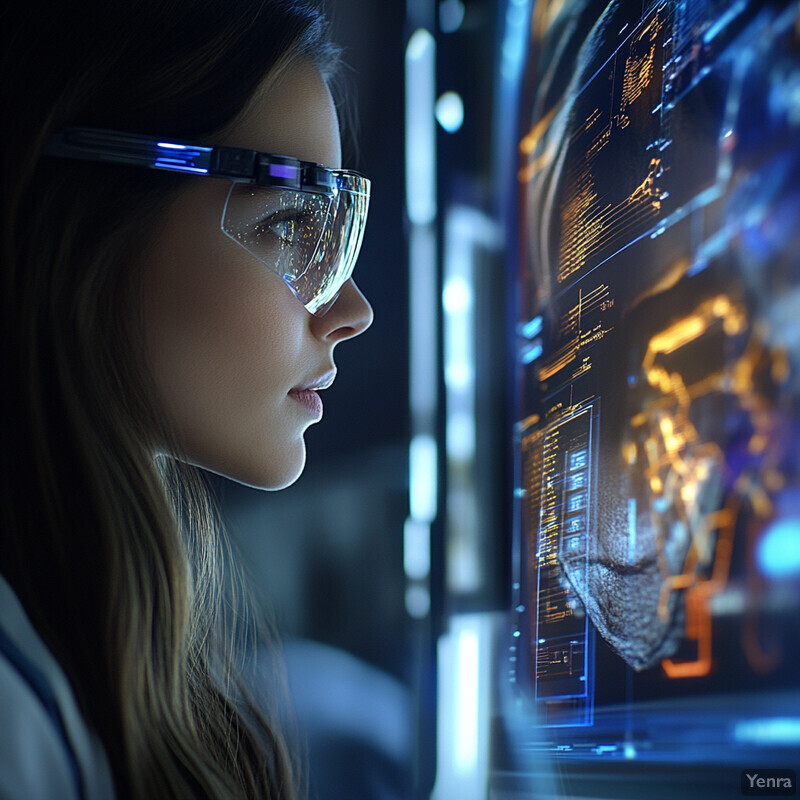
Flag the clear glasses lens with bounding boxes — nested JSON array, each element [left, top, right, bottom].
[[222, 184, 332, 286], [221, 175, 370, 316]]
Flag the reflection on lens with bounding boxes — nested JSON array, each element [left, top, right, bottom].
[[222, 186, 332, 282], [221, 175, 370, 315], [291, 177, 370, 315]]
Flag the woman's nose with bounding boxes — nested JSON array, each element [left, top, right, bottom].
[[312, 278, 374, 343]]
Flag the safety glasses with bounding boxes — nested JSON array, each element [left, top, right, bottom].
[[44, 127, 370, 316]]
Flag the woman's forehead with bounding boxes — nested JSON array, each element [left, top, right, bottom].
[[221, 60, 341, 170]]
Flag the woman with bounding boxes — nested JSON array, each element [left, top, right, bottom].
[[0, 0, 373, 797]]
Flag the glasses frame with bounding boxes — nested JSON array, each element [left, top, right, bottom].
[[45, 126, 369, 195], [44, 127, 371, 315]]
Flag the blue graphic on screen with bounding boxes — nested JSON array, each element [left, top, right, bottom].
[[509, 0, 800, 770]]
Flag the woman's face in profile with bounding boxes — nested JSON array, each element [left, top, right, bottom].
[[139, 60, 373, 489]]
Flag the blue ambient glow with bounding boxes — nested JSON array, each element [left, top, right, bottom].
[[455, 627, 480, 774], [521, 342, 543, 364], [405, 29, 437, 225], [439, 0, 465, 33], [409, 434, 438, 523], [153, 158, 208, 174], [501, 0, 529, 81], [405, 584, 431, 618], [756, 518, 800, 578], [520, 315, 543, 339], [436, 92, 465, 133], [734, 717, 800, 745], [154, 142, 212, 174], [703, 0, 746, 44], [404, 518, 431, 581]]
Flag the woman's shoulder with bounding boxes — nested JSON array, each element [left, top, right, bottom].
[[0, 649, 85, 799], [0, 575, 116, 800]]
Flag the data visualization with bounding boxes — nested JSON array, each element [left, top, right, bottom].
[[508, 0, 800, 775]]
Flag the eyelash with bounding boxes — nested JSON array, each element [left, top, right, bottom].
[[254, 208, 309, 245]]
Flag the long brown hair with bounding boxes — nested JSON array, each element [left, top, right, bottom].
[[0, 1, 340, 797]]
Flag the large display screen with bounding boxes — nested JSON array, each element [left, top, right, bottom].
[[502, 0, 800, 796]]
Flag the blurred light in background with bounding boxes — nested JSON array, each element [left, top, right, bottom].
[[520, 340, 542, 365], [404, 519, 431, 581], [405, 583, 432, 618], [446, 413, 475, 462], [409, 434, 438, 522], [436, 91, 465, 133], [405, 432, 437, 619], [405, 26, 438, 621], [518, 315, 542, 339], [405, 28, 437, 225], [443, 206, 499, 596], [734, 717, 800, 745], [501, 0, 530, 81], [439, 0, 465, 33], [432, 613, 495, 800], [408, 225, 438, 423], [443, 275, 474, 392], [455, 628, 479, 772], [757, 517, 800, 578], [757, 488, 800, 579]]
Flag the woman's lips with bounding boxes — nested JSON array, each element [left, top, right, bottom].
[[288, 387, 323, 419], [293, 368, 337, 393], [289, 368, 336, 420]]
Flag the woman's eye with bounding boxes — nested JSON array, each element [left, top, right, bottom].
[[255, 209, 309, 246]]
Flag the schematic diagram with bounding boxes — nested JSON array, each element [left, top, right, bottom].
[[513, 0, 800, 743]]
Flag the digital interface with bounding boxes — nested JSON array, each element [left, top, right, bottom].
[[506, 0, 800, 788]]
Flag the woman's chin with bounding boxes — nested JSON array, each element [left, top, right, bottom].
[[183, 439, 308, 491]]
